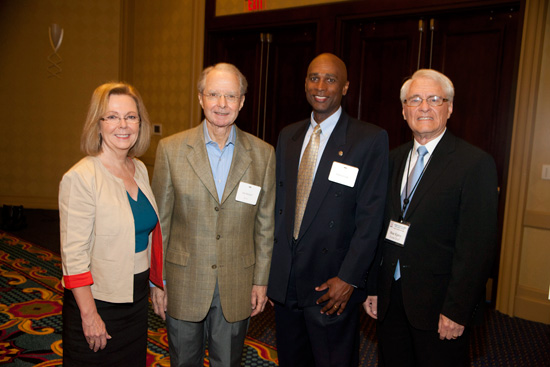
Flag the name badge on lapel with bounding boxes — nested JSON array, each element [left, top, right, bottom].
[[235, 182, 261, 205], [328, 161, 359, 187], [385, 220, 410, 247]]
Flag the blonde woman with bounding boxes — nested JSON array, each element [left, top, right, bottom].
[[59, 82, 163, 366]]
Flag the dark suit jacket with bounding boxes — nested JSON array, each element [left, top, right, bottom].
[[267, 112, 388, 308], [369, 130, 498, 330]]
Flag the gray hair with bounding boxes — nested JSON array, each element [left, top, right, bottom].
[[400, 69, 455, 103], [197, 63, 248, 95]]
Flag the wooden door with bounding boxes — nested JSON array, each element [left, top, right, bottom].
[[341, 17, 426, 148], [429, 7, 520, 195], [341, 5, 520, 303], [428, 7, 520, 300], [205, 30, 264, 139], [205, 24, 316, 147], [261, 26, 316, 146]]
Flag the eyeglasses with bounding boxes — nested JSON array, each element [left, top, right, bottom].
[[403, 96, 449, 107], [100, 114, 140, 125], [201, 92, 241, 104]]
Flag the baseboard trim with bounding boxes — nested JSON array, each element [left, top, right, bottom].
[[524, 210, 550, 230], [0, 196, 58, 210], [515, 284, 550, 324]]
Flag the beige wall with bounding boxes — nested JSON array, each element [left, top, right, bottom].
[[130, 0, 204, 169], [496, 0, 550, 324], [0, 0, 122, 209], [514, 0, 550, 323], [0, 0, 203, 209]]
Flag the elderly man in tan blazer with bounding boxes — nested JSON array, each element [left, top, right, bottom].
[[150, 63, 275, 367]]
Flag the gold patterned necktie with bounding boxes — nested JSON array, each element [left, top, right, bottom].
[[294, 124, 322, 239]]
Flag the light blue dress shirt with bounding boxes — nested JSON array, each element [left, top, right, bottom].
[[204, 122, 236, 201], [149, 123, 236, 288]]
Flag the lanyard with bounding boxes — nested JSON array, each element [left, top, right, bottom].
[[400, 149, 432, 220]]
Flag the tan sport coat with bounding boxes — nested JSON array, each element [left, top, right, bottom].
[[152, 122, 275, 323]]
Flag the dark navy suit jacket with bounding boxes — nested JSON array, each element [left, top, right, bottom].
[[268, 112, 388, 308]]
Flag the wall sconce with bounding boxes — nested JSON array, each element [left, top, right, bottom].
[[48, 24, 64, 78]]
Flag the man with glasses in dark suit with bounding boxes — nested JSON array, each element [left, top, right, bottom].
[[364, 69, 498, 367]]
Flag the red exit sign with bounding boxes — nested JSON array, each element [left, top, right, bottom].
[[245, 0, 266, 11]]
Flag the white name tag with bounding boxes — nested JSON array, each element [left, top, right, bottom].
[[235, 182, 261, 205], [385, 220, 410, 247], [328, 161, 359, 187]]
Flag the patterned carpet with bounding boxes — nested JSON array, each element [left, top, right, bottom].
[[1, 230, 549, 366], [0, 231, 277, 366]]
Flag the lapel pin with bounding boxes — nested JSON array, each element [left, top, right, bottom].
[[338, 151, 343, 156]]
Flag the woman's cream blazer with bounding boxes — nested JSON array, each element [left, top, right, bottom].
[[59, 156, 162, 303]]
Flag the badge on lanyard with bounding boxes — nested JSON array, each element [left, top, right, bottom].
[[385, 220, 410, 247]]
